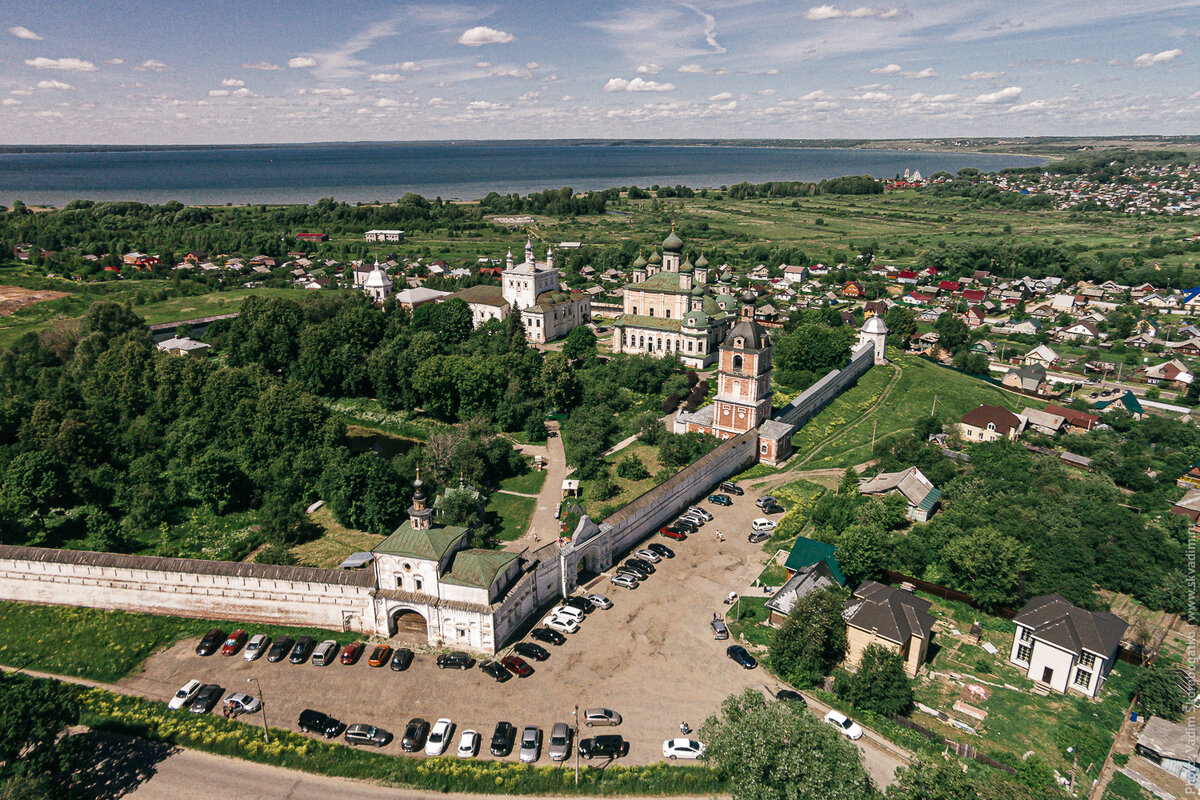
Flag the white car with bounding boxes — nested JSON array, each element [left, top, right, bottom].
[[168, 679, 202, 710], [687, 507, 714, 521], [425, 718, 454, 756], [243, 633, 270, 662], [663, 738, 706, 760], [633, 548, 661, 563], [751, 518, 777, 533], [584, 593, 612, 609], [221, 692, 262, 715], [824, 710, 864, 741], [542, 615, 580, 634], [456, 729, 480, 758], [680, 512, 706, 525], [550, 605, 585, 623], [610, 573, 639, 590]]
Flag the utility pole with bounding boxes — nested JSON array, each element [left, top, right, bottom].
[[871, 418, 877, 453], [246, 677, 269, 744], [931, 394, 938, 416], [573, 704, 580, 785]]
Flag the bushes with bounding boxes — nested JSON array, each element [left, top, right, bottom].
[[833, 644, 913, 717], [616, 454, 650, 481]]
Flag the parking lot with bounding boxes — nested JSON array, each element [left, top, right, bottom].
[[120, 485, 905, 786]]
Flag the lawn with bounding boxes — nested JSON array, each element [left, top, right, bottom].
[[0, 601, 353, 683], [485, 491, 537, 542], [499, 468, 548, 496], [290, 506, 386, 568], [725, 596, 773, 649], [789, 350, 1026, 469], [325, 397, 448, 441]]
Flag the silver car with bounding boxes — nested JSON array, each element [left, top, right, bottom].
[[583, 708, 622, 727], [243, 634, 270, 662], [519, 725, 542, 763], [548, 722, 573, 761], [610, 573, 638, 589], [633, 548, 661, 563]]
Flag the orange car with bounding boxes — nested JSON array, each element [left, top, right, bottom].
[[340, 642, 364, 665], [367, 644, 393, 667]]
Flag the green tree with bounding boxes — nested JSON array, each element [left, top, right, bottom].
[[883, 306, 917, 347], [770, 587, 850, 687], [839, 466, 860, 495], [836, 523, 889, 584], [540, 352, 581, 411], [616, 453, 650, 480], [887, 758, 980, 800], [1135, 661, 1187, 720], [699, 689, 878, 800], [562, 326, 598, 361], [189, 449, 249, 514], [939, 526, 1030, 610], [0, 674, 80, 791], [835, 644, 914, 717], [934, 314, 970, 351], [775, 323, 855, 374]]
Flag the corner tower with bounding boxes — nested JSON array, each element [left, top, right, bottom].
[[712, 310, 772, 437]]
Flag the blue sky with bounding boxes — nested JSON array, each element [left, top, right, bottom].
[[1, 0, 1198, 144]]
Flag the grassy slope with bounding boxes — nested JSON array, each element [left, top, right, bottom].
[[485, 492, 537, 541], [498, 468, 548, 495]]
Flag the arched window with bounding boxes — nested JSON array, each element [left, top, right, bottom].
[[395, 576, 404, 590], [732, 354, 743, 371], [665, 309, 671, 319], [414, 577, 424, 591]]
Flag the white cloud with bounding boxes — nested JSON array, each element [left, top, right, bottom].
[[604, 77, 676, 92], [395, 61, 421, 72], [902, 67, 937, 79], [974, 86, 1022, 103], [561, 94, 575, 101], [754, 88, 777, 96], [10, 89, 33, 96], [221, 78, 245, 87], [311, 87, 354, 96], [36, 80, 73, 90], [1009, 100, 1047, 112], [637, 63, 663, 75], [677, 63, 705, 73], [493, 66, 533, 79], [1, 98, 22, 106], [458, 26, 514, 46], [25, 57, 97, 71], [8, 26, 42, 40], [35, 110, 63, 118], [375, 98, 400, 107], [137, 59, 170, 72], [475, 62, 492, 68], [765, 67, 780, 75], [288, 56, 318, 68], [244, 61, 281, 71], [208, 89, 230, 97], [801, 89, 829, 100], [709, 91, 734, 101], [870, 63, 902, 74], [1134, 49, 1182, 67], [467, 100, 507, 109], [961, 70, 1004, 80], [427, 97, 450, 106], [709, 100, 737, 111], [232, 87, 257, 97], [368, 73, 406, 83], [104, 58, 124, 65], [855, 91, 892, 101], [805, 5, 899, 21], [525, 62, 539, 69]]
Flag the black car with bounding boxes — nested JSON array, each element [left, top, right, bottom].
[[762, 503, 785, 515], [266, 636, 294, 663], [298, 709, 344, 738], [480, 660, 513, 682], [615, 566, 645, 581], [578, 735, 629, 760], [623, 559, 654, 575], [401, 717, 430, 752], [436, 651, 475, 670], [531, 627, 566, 646], [195, 628, 226, 657], [775, 689, 807, 706], [672, 518, 699, 533], [389, 647, 414, 671], [720, 481, 744, 496], [514, 642, 550, 661], [562, 596, 595, 614], [727, 645, 758, 669], [748, 531, 771, 544], [647, 543, 675, 559], [345, 724, 392, 747], [490, 721, 517, 757], [289, 635, 316, 664], [189, 683, 222, 713]]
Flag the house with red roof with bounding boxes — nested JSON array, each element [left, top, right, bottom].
[[961, 289, 987, 305], [897, 270, 919, 285], [957, 405, 1025, 443], [1043, 404, 1099, 432], [961, 306, 986, 327], [938, 280, 961, 293]]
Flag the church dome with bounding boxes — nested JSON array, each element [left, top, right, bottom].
[[662, 228, 684, 252], [725, 318, 767, 350], [363, 265, 392, 289], [695, 252, 709, 268], [647, 250, 662, 264], [862, 315, 888, 335], [632, 253, 647, 269], [690, 285, 705, 297], [680, 258, 694, 273], [741, 289, 756, 303], [683, 309, 709, 329]]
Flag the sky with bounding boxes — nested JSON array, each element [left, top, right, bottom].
[[1, 0, 1198, 145]]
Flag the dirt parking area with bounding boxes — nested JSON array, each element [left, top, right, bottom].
[[0, 285, 68, 315], [123, 488, 905, 787]]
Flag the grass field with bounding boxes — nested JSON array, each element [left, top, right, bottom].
[[498, 468, 548, 495], [1103, 772, 1153, 800], [788, 350, 1026, 469], [485, 492, 537, 541], [291, 506, 385, 568], [0, 601, 353, 683]]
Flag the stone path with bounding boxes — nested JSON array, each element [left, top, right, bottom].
[[520, 421, 567, 545]]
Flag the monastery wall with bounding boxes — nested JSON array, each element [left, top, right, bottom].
[[775, 344, 874, 429]]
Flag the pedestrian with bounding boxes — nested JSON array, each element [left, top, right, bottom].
[[680, 721, 690, 735], [716, 529, 724, 542]]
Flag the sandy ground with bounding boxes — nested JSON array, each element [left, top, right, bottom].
[[0, 285, 68, 315]]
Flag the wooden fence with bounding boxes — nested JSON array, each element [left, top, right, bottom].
[[887, 714, 1018, 775]]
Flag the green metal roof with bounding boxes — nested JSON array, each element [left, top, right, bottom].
[[441, 549, 520, 589], [783, 536, 846, 586], [374, 522, 467, 562], [613, 314, 683, 332], [662, 229, 684, 252], [636, 271, 687, 294], [916, 487, 942, 512]]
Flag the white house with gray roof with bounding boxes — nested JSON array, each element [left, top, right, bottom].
[[1008, 593, 1127, 698]]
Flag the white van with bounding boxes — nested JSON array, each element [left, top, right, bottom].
[[311, 640, 339, 666]]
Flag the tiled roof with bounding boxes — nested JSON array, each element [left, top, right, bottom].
[[843, 581, 935, 644], [783, 537, 846, 585], [1014, 593, 1127, 657], [613, 314, 683, 332]]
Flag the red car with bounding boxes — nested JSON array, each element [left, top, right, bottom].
[[340, 642, 364, 665], [221, 629, 247, 656], [659, 527, 687, 541], [501, 655, 533, 678]]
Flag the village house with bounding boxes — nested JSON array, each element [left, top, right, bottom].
[[1003, 363, 1049, 394], [843, 582, 935, 679], [858, 467, 941, 522], [764, 560, 842, 626], [1056, 321, 1102, 342], [1044, 403, 1099, 432], [364, 229, 404, 243], [1143, 359, 1194, 387], [782, 264, 809, 285], [1023, 344, 1060, 368], [961, 306, 986, 327], [842, 281, 865, 298], [155, 337, 211, 356], [958, 405, 1026, 442], [1170, 490, 1200, 523], [394, 287, 449, 312], [1021, 407, 1066, 436], [1008, 594, 1127, 699], [1136, 717, 1200, 789]]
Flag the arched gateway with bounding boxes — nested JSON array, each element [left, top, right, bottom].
[[390, 608, 428, 640]]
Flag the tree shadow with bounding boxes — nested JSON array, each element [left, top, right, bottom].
[[71, 731, 177, 800]]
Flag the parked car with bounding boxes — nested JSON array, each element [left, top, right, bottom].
[[311, 640, 339, 666], [578, 735, 629, 760], [340, 642, 364, 665], [663, 738, 706, 759], [189, 684, 223, 714], [389, 647, 414, 671], [298, 709, 344, 738], [168, 679, 202, 710], [775, 689, 807, 706], [220, 629, 247, 656], [531, 627, 566, 646], [519, 725, 542, 763], [610, 573, 639, 590], [289, 636, 316, 664], [660, 527, 687, 541], [425, 718, 454, 756], [823, 710, 864, 740], [490, 721, 516, 756], [687, 506, 714, 521], [514, 642, 550, 661], [266, 636, 294, 662], [456, 729, 480, 759], [584, 593, 613, 609], [548, 722, 573, 762], [751, 518, 777, 532], [756, 495, 778, 509], [195, 628, 226, 657], [501, 655, 533, 677], [623, 559, 654, 576], [614, 567, 643, 583], [710, 617, 729, 640], [672, 518, 699, 532], [550, 605, 586, 623], [748, 530, 771, 543], [368, 645, 392, 667], [761, 502, 785, 515], [479, 660, 512, 682], [345, 724, 391, 747], [401, 718, 430, 752], [436, 651, 475, 670], [242, 634, 269, 662], [222, 692, 261, 716], [719, 481, 744, 496], [562, 596, 595, 614], [678, 512, 706, 526], [633, 548, 662, 563], [542, 615, 579, 634], [708, 494, 732, 506], [726, 645, 758, 669], [647, 543, 674, 559], [583, 708, 622, 727]]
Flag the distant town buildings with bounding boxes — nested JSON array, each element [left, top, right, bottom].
[[365, 229, 405, 243]]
